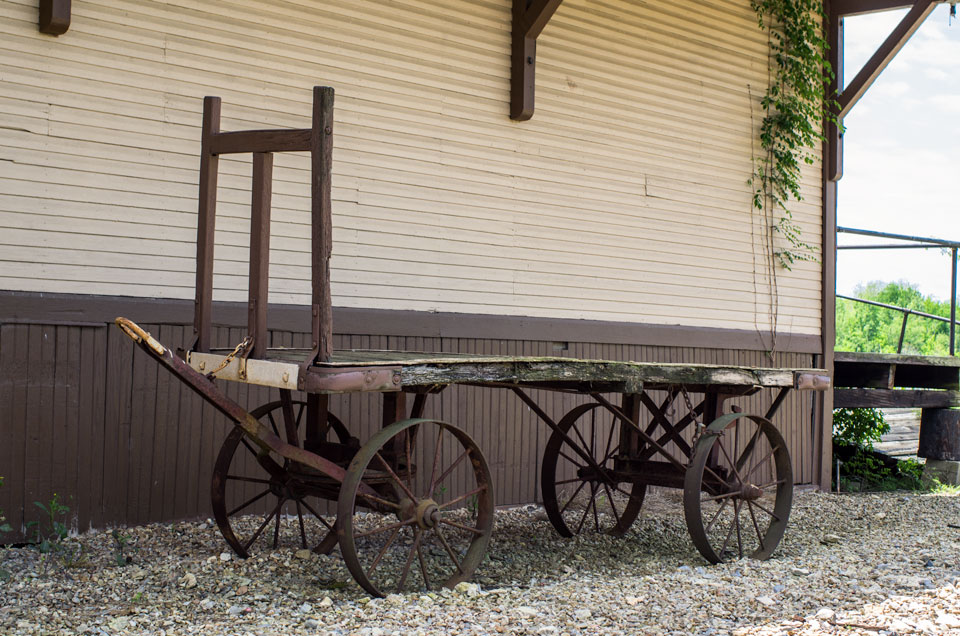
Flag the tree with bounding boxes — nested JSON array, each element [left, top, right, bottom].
[[836, 281, 953, 355]]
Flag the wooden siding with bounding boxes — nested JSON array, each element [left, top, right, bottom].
[[0, 319, 817, 541], [0, 0, 822, 334]]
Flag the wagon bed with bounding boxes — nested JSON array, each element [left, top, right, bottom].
[[187, 346, 828, 394]]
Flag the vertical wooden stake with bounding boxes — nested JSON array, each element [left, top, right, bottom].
[[310, 87, 335, 363], [193, 97, 221, 352], [248, 153, 273, 359]]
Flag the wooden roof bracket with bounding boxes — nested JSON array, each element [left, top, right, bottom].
[[511, 0, 564, 121], [38, 0, 70, 35], [826, 1, 939, 181]]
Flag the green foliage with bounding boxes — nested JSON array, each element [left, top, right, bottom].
[[26, 494, 70, 553], [930, 479, 960, 495], [833, 408, 889, 450], [836, 281, 954, 355], [112, 530, 133, 567], [838, 449, 924, 492], [26, 493, 85, 569], [0, 477, 11, 535], [833, 409, 924, 491], [751, 0, 838, 269]]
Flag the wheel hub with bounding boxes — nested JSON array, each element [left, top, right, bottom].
[[739, 483, 764, 501], [415, 499, 440, 529]]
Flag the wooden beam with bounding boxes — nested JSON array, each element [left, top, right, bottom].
[[837, 1, 937, 118], [38, 0, 70, 36], [833, 0, 927, 16], [511, 0, 564, 121], [521, 0, 564, 38], [834, 388, 960, 408]]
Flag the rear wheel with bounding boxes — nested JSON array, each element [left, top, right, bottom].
[[211, 399, 351, 558], [541, 403, 646, 537]]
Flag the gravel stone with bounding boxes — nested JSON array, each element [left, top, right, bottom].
[[2, 490, 960, 635]]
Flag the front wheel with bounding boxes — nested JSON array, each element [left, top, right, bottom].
[[337, 419, 494, 597], [683, 413, 793, 563]]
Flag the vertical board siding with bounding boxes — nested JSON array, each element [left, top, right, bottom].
[[0, 0, 822, 335], [0, 320, 815, 541]]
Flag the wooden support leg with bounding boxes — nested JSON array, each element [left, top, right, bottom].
[[279, 388, 299, 446], [618, 393, 641, 463], [304, 393, 329, 454]]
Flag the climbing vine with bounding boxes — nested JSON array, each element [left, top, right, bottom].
[[751, 0, 839, 269]]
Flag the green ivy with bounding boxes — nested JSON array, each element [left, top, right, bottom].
[[833, 408, 889, 450], [751, 1, 840, 269]]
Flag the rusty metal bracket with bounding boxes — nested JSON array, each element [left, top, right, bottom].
[[303, 366, 402, 394]]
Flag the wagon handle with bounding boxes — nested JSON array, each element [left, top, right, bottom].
[[116, 317, 166, 356]]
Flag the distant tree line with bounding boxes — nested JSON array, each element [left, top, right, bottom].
[[836, 281, 955, 356]]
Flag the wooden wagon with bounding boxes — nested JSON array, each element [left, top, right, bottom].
[[116, 87, 830, 597]]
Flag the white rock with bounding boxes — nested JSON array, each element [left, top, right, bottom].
[[318, 596, 333, 608], [574, 609, 592, 620], [791, 567, 811, 576], [299, 602, 312, 613], [226, 605, 243, 616], [625, 596, 641, 606], [200, 599, 215, 610], [219, 552, 232, 562], [385, 593, 404, 605], [815, 608, 835, 621], [295, 549, 313, 560], [515, 606, 538, 618], [936, 614, 960, 628], [755, 596, 776, 607], [179, 573, 197, 589], [454, 581, 480, 597], [821, 534, 842, 545]]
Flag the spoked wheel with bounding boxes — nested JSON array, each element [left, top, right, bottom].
[[541, 403, 646, 537], [684, 413, 793, 563], [337, 419, 494, 597], [212, 399, 352, 558]]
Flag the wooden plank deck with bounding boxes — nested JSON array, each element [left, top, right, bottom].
[[207, 346, 827, 392]]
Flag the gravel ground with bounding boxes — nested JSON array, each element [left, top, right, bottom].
[[2, 490, 960, 635]]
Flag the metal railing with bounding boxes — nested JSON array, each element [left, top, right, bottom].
[[837, 226, 960, 356]]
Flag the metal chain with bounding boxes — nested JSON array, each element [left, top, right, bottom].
[[681, 385, 704, 447], [206, 335, 253, 379]]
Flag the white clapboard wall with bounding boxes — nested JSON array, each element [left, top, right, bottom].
[[0, 0, 822, 334]]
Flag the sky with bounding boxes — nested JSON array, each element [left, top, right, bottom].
[[836, 4, 960, 301]]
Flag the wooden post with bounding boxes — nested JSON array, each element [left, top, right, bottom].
[[310, 87, 335, 363], [193, 97, 221, 352], [248, 153, 273, 359]]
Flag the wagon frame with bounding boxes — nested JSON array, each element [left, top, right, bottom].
[[116, 87, 830, 597]]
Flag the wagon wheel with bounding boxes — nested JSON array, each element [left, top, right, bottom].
[[212, 399, 352, 558], [683, 413, 793, 563], [541, 403, 646, 537], [337, 419, 494, 597]]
